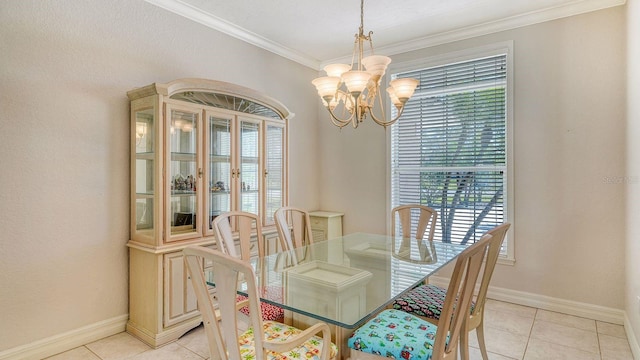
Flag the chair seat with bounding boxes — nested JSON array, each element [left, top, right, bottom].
[[239, 320, 338, 360], [348, 309, 447, 359], [237, 286, 285, 322], [392, 284, 475, 320]]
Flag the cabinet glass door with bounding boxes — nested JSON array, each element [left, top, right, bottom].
[[207, 115, 232, 232], [239, 120, 260, 216], [264, 122, 285, 225], [134, 108, 155, 239], [168, 106, 200, 239]]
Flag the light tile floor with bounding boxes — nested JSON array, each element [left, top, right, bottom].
[[45, 299, 635, 360]]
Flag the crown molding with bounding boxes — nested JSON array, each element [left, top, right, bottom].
[[146, 0, 625, 71], [376, 0, 627, 58], [322, 0, 627, 67], [144, 0, 321, 69]]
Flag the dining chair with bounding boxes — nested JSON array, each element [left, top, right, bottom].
[[274, 206, 314, 250], [391, 223, 511, 360], [347, 233, 493, 360], [212, 211, 286, 322], [391, 204, 438, 242], [183, 246, 338, 360]]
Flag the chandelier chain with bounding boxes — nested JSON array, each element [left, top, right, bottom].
[[360, 0, 364, 34]]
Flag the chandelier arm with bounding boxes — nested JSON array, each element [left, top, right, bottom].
[[369, 104, 406, 128], [332, 115, 352, 129], [335, 117, 352, 129], [326, 106, 356, 127], [367, 31, 375, 54]]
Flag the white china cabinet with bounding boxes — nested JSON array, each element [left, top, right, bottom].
[[127, 79, 291, 347]]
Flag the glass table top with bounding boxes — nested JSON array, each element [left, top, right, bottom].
[[207, 232, 467, 329]]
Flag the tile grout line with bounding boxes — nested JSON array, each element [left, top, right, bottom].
[[595, 321, 602, 360], [84, 345, 103, 360], [520, 307, 538, 359], [177, 341, 207, 359], [596, 330, 604, 360]]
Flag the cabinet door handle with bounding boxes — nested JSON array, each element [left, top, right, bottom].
[[231, 169, 236, 178], [198, 168, 203, 178]]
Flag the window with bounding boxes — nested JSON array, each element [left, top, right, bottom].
[[390, 43, 514, 261]]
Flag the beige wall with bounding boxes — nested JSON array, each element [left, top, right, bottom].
[[0, 0, 634, 355], [319, 7, 627, 309], [626, 0, 640, 354], [0, 0, 320, 351]]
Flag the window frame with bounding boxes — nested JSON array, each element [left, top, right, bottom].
[[386, 41, 515, 264]]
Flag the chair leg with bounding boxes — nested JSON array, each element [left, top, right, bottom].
[[476, 320, 489, 360], [459, 328, 470, 360], [283, 309, 293, 325]]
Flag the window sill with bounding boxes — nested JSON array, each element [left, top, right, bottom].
[[497, 257, 515, 266]]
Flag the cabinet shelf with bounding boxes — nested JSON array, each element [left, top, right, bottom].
[[210, 154, 231, 162], [170, 152, 196, 161], [171, 190, 196, 196], [136, 152, 154, 159], [241, 157, 259, 164]]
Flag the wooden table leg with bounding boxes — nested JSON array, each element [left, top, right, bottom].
[[333, 325, 353, 360]]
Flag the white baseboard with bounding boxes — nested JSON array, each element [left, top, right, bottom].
[[625, 314, 640, 360], [429, 276, 625, 324], [1, 287, 637, 360], [0, 314, 128, 360]]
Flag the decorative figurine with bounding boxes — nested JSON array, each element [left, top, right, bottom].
[[174, 174, 186, 191], [211, 181, 226, 192]]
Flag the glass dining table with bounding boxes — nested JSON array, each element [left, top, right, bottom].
[[208, 232, 467, 359]]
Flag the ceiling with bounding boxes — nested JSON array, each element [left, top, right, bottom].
[[146, 0, 625, 69]]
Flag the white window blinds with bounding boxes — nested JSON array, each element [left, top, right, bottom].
[[391, 53, 509, 251]]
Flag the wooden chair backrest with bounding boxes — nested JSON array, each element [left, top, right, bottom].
[[391, 204, 438, 241], [274, 206, 313, 250], [212, 211, 265, 260], [184, 246, 267, 359], [432, 233, 492, 359], [472, 223, 511, 318], [184, 246, 332, 360]]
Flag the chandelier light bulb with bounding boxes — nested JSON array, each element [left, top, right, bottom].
[[386, 86, 401, 107], [312, 77, 341, 101], [323, 63, 351, 78], [361, 55, 391, 79], [342, 71, 372, 94], [390, 78, 419, 101]]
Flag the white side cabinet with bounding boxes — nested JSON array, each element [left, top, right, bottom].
[[309, 211, 344, 241]]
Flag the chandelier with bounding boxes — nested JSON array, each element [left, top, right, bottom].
[[312, 0, 419, 129]]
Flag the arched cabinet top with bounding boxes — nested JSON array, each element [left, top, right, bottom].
[[127, 78, 294, 121]]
